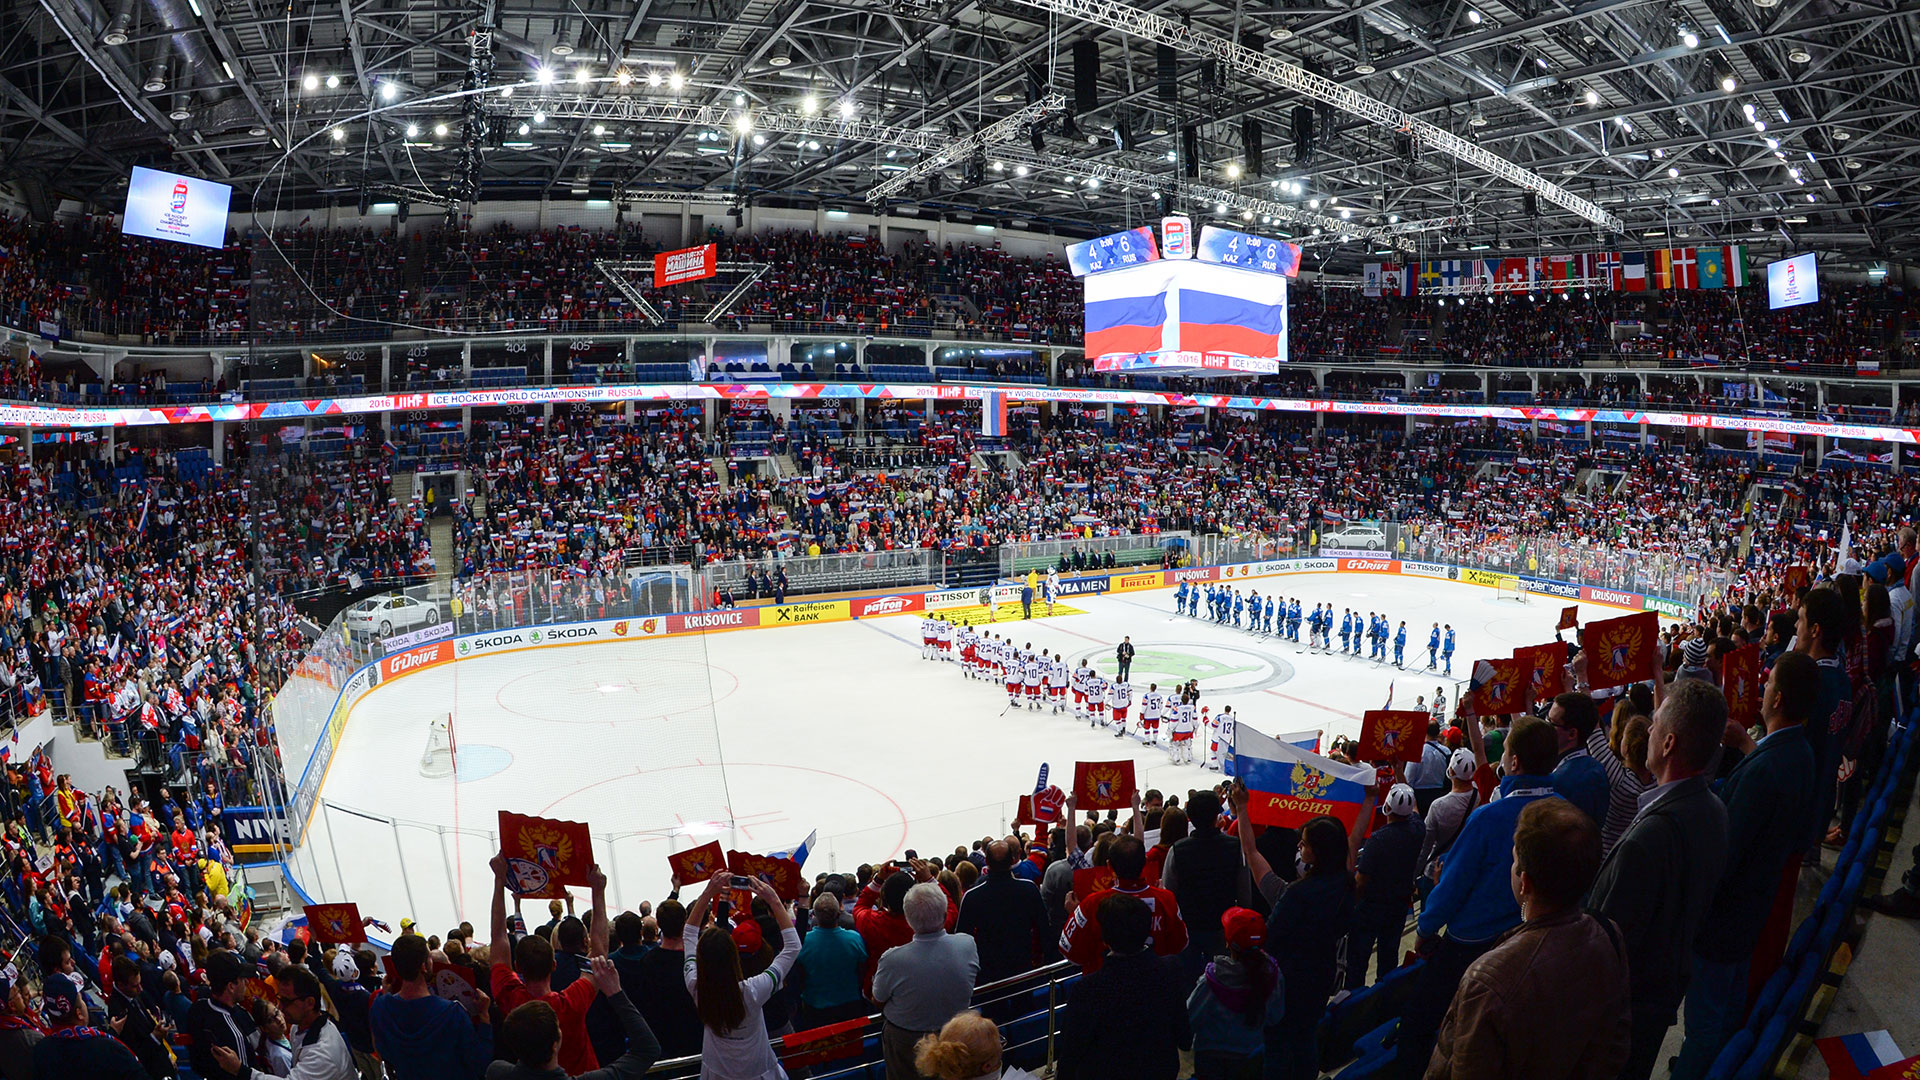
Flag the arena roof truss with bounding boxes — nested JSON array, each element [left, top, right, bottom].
[[0, 0, 1913, 266]]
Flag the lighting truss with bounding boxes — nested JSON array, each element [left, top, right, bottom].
[[865, 94, 1066, 201], [1010, 0, 1624, 232], [992, 145, 1414, 249], [368, 183, 460, 210], [492, 95, 958, 152]]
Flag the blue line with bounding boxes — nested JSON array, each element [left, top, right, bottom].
[[858, 619, 921, 648]]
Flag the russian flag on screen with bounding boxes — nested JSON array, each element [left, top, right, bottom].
[[1178, 262, 1288, 360], [1083, 262, 1173, 360], [1233, 725, 1375, 831]]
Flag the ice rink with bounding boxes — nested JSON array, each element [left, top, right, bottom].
[[290, 572, 1638, 934]]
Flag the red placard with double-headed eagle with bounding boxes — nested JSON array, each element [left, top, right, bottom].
[[499, 811, 594, 897], [1585, 612, 1660, 691], [1073, 760, 1137, 812], [306, 903, 366, 945], [1357, 711, 1428, 763]]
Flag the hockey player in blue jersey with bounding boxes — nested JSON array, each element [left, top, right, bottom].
[[1339, 609, 1354, 653], [1188, 584, 1201, 617], [1232, 590, 1245, 627], [1175, 580, 1189, 615], [1372, 614, 1387, 660], [1393, 621, 1408, 667], [1442, 623, 1456, 675], [1260, 595, 1274, 634], [1287, 598, 1302, 641], [1427, 622, 1441, 669]]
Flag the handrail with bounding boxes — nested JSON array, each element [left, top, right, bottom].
[[640, 958, 1081, 1076]]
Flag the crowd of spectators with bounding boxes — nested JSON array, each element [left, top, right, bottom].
[[3, 212, 1919, 380]]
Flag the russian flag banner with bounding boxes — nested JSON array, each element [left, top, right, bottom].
[[980, 390, 1008, 437], [1233, 725, 1376, 831], [1177, 262, 1289, 360], [1816, 1031, 1908, 1080], [1083, 262, 1174, 360]]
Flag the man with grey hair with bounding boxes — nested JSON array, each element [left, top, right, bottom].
[[871, 883, 979, 1080], [795, 892, 868, 1030], [1588, 677, 1731, 1080]]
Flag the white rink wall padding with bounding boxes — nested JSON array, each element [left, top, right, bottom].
[[282, 564, 1673, 934]]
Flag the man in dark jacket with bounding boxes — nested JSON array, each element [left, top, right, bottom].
[[1115, 637, 1136, 683], [107, 954, 175, 1078], [627, 901, 702, 1058], [550, 916, 624, 1067], [1672, 653, 1818, 1079], [1588, 678, 1731, 1080], [953, 839, 1052, 984], [183, 950, 260, 1080], [1055, 894, 1191, 1080], [1161, 790, 1245, 984]]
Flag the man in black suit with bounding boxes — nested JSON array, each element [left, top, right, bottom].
[[1673, 652, 1819, 1079], [1055, 894, 1190, 1080], [1115, 637, 1136, 683], [1588, 677, 1731, 1080]]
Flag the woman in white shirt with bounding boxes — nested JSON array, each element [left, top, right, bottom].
[[682, 870, 801, 1080]]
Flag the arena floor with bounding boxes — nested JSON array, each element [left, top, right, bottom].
[[292, 573, 1648, 933]]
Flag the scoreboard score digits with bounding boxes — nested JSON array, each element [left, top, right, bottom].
[[1196, 226, 1302, 278], [1066, 226, 1162, 277]]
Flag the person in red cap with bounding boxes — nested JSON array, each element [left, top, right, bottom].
[[1058, 834, 1187, 973], [1186, 907, 1284, 1080]]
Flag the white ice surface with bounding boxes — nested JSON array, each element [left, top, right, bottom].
[[290, 574, 1630, 933]]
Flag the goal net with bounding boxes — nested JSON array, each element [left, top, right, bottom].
[[420, 713, 456, 778], [1496, 577, 1529, 604]]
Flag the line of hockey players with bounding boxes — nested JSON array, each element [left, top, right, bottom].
[[916, 614, 1235, 769], [1172, 581, 1458, 674]]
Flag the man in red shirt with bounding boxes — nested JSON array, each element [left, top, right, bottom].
[[488, 853, 608, 1076], [1058, 834, 1188, 973]]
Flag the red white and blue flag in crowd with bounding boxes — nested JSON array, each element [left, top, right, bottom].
[[1232, 725, 1376, 831], [980, 391, 1008, 437]]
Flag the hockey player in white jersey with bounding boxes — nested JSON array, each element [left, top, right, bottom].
[[1169, 699, 1197, 764], [1108, 679, 1132, 738], [1071, 659, 1091, 719], [1140, 684, 1165, 744], [1044, 568, 1060, 614], [1085, 668, 1109, 728], [937, 619, 955, 662], [920, 616, 936, 660], [1209, 705, 1238, 772], [1023, 650, 1044, 709], [1046, 653, 1069, 713]]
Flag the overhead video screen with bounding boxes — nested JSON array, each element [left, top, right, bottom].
[[122, 166, 232, 250]]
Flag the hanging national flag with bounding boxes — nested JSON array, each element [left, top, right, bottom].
[[1363, 263, 1385, 297], [1668, 247, 1699, 289], [1597, 251, 1623, 290], [1650, 250, 1674, 289], [1622, 252, 1648, 291], [1418, 261, 1443, 293], [1232, 725, 1378, 832], [1724, 244, 1751, 286], [981, 391, 1008, 437], [1547, 255, 1573, 292], [1439, 260, 1467, 289], [1495, 257, 1533, 290], [1699, 247, 1729, 289]]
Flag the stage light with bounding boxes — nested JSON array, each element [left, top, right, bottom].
[[669, 70, 685, 91], [839, 99, 856, 118], [405, 123, 419, 138], [303, 73, 319, 91], [434, 123, 448, 137], [802, 95, 818, 114], [575, 67, 591, 84], [1720, 75, 1736, 93], [381, 82, 399, 101], [325, 74, 340, 89], [536, 67, 555, 85]]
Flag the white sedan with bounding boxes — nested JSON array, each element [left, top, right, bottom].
[[345, 594, 441, 637]]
